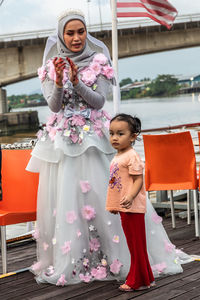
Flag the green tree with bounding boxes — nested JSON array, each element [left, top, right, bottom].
[[119, 77, 133, 87], [147, 74, 179, 97]]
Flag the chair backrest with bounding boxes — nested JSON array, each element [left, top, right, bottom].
[[143, 131, 197, 191], [0, 149, 39, 212]]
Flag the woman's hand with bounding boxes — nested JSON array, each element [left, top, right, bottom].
[[120, 195, 133, 209], [66, 57, 79, 86], [53, 57, 65, 87]]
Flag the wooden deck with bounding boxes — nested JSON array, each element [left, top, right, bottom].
[[1, 217, 200, 300]]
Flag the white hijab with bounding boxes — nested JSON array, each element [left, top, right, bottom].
[[43, 9, 112, 70]]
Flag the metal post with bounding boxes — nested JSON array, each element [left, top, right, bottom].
[[111, 0, 120, 113], [156, 191, 168, 202], [169, 190, 176, 228], [0, 88, 7, 114], [0, 226, 7, 274]]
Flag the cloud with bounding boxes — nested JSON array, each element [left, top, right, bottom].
[[1, 0, 199, 34]]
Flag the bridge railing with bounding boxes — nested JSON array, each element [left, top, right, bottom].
[[0, 13, 200, 42]]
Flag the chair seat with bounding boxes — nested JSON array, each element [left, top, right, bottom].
[[148, 181, 197, 191], [0, 210, 36, 226]]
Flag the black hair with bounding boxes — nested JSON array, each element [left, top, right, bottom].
[[110, 113, 141, 138]]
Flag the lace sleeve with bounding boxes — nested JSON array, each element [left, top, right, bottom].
[[74, 76, 111, 110]]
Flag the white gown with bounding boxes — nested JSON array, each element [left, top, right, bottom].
[[27, 69, 192, 286], [27, 124, 192, 285]]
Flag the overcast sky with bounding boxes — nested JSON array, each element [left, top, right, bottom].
[[0, 0, 200, 95], [0, 0, 200, 34]]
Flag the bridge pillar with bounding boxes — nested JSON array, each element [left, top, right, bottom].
[[0, 88, 8, 114]]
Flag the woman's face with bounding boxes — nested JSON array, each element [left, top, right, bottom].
[[63, 20, 87, 52]]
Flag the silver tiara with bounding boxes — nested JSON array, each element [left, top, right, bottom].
[[57, 9, 85, 21]]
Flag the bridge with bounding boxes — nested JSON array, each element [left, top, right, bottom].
[[0, 13, 200, 112]]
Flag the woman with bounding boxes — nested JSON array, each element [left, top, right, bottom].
[[27, 9, 192, 286]]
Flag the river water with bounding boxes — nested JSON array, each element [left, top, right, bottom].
[[5, 93, 200, 239], [12, 93, 200, 129]]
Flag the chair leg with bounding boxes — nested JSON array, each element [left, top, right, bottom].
[[193, 190, 199, 238], [187, 190, 191, 225], [169, 190, 176, 228], [0, 226, 7, 274]]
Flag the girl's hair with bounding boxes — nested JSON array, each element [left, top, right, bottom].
[[110, 113, 141, 137]]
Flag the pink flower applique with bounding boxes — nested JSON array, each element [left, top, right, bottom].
[[63, 118, 69, 129], [31, 261, 42, 271], [164, 240, 175, 253], [81, 68, 97, 86], [46, 113, 57, 126], [89, 62, 102, 75], [89, 238, 100, 252], [48, 127, 57, 141], [82, 205, 96, 221], [70, 115, 86, 126], [79, 273, 92, 283], [61, 241, 71, 255], [56, 274, 67, 286], [151, 262, 167, 273], [102, 65, 114, 79], [70, 133, 79, 144], [93, 53, 108, 65], [110, 259, 123, 274], [104, 120, 110, 129], [80, 180, 91, 193], [112, 235, 119, 243], [93, 119, 103, 137], [47, 59, 56, 81], [66, 211, 77, 224], [37, 130, 43, 140], [56, 112, 64, 124], [91, 266, 107, 279], [152, 212, 163, 224], [77, 229, 82, 238], [43, 242, 49, 251], [102, 110, 111, 120], [90, 110, 103, 122], [32, 228, 39, 240], [37, 66, 46, 81], [53, 208, 57, 217]]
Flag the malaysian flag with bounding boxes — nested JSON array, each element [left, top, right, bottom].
[[117, 0, 178, 29]]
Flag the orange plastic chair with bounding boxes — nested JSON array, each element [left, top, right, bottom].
[[143, 131, 199, 237], [0, 149, 39, 274]]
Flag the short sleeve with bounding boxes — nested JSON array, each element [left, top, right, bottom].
[[128, 153, 144, 175]]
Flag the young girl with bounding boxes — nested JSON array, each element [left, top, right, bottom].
[[106, 113, 155, 292]]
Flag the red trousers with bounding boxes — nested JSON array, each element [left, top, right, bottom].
[[120, 212, 154, 289]]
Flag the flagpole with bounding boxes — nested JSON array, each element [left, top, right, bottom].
[[111, 0, 120, 114]]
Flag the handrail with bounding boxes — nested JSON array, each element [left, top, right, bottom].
[[141, 122, 200, 133]]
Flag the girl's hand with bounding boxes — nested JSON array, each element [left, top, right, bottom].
[[120, 195, 133, 209], [110, 210, 119, 215], [66, 57, 79, 86], [53, 57, 65, 87]]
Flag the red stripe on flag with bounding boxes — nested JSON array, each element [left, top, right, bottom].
[[117, 12, 171, 29], [116, 0, 177, 29], [141, 0, 177, 13]]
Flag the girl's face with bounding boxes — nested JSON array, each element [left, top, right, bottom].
[[109, 120, 136, 153], [63, 20, 87, 52]]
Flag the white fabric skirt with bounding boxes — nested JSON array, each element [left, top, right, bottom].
[[27, 146, 193, 286]]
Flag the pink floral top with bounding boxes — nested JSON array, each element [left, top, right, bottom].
[[37, 54, 114, 145], [106, 148, 146, 213]]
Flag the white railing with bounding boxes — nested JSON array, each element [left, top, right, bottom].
[[0, 13, 200, 42]]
